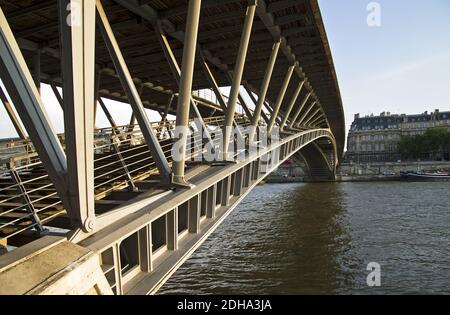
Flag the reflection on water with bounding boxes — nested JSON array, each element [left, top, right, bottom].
[[159, 182, 450, 295]]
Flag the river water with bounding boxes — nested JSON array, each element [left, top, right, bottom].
[[159, 182, 450, 295]]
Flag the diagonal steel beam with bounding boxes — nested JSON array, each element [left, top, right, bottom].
[[98, 98, 117, 128], [223, 1, 257, 159], [289, 91, 311, 129], [0, 87, 27, 140], [243, 85, 270, 125], [0, 5, 69, 214], [279, 80, 305, 130], [154, 24, 215, 156], [50, 81, 64, 110], [297, 101, 318, 127], [198, 53, 244, 139], [267, 63, 296, 133], [249, 40, 280, 141], [304, 108, 322, 126], [96, 0, 171, 182]]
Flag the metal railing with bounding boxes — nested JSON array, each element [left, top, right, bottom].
[[0, 115, 250, 241]]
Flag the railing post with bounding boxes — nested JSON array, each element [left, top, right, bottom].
[[223, 1, 257, 160], [267, 63, 296, 133]]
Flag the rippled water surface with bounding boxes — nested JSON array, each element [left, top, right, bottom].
[[159, 182, 450, 294]]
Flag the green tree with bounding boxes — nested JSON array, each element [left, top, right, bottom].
[[399, 127, 450, 161]]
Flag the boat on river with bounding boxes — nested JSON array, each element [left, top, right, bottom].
[[400, 170, 450, 182]]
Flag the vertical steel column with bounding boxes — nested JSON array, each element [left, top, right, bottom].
[[0, 88, 27, 139], [168, 0, 202, 186], [154, 21, 216, 168], [199, 58, 244, 138], [221, 177, 231, 206], [59, 0, 96, 231], [0, 6, 68, 213], [138, 225, 152, 272], [233, 168, 244, 196], [206, 185, 216, 219], [249, 40, 280, 141], [267, 63, 296, 133], [279, 80, 305, 130], [166, 209, 178, 250], [188, 195, 200, 233], [223, 1, 257, 160], [96, 0, 171, 182], [225, 72, 256, 127], [289, 91, 311, 129]]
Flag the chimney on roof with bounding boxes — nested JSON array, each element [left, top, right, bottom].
[[380, 112, 386, 117], [354, 113, 360, 120]]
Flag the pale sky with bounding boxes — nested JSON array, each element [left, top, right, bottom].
[[318, 0, 450, 134], [1, 1, 450, 140]]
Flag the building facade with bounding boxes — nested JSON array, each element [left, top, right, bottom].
[[345, 110, 450, 163]]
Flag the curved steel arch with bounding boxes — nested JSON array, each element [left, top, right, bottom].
[[75, 127, 338, 294], [0, 0, 346, 295]]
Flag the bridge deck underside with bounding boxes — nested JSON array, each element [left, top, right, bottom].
[[0, 0, 345, 153]]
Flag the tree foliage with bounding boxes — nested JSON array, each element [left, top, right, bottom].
[[399, 127, 450, 160]]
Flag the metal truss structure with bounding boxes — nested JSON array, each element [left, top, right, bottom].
[[0, 0, 345, 294]]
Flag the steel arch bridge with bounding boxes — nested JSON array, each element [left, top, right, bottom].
[[0, 0, 345, 294]]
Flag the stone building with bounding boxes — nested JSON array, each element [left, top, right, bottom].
[[345, 110, 450, 163]]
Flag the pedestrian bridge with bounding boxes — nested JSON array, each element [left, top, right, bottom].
[[0, 0, 344, 294]]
